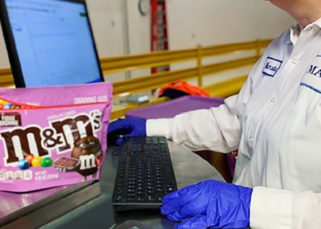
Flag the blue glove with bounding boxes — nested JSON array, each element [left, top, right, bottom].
[[107, 117, 146, 145], [161, 179, 252, 229]]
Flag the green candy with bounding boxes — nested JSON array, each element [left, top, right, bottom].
[[41, 157, 52, 167]]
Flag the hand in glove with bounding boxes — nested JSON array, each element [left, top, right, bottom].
[[161, 179, 252, 229], [107, 117, 146, 145]]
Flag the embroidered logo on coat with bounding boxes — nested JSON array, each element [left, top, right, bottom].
[[300, 55, 321, 94], [263, 57, 283, 77], [307, 55, 321, 77]]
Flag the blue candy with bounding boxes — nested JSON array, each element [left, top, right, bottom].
[[3, 103, 13, 109], [18, 159, 29, 170]]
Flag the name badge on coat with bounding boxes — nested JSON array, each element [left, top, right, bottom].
[[263, 57, 282, 77]]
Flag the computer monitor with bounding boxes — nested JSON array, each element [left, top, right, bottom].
[[0, 0, 103, 87]]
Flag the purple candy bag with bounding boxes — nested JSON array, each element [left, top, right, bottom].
[[0, 82, 112, 192]]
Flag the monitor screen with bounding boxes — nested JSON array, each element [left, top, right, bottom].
[[0, 0, 103, 87]]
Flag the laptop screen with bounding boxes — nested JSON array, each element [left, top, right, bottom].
[[0, 0, 103, 87]]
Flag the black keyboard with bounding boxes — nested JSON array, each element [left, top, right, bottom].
[[112, 136, 177, 212]]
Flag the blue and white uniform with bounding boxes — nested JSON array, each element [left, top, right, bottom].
[[147, 18, 321, 229]]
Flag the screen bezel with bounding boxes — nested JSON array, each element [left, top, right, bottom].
[[0, 0, 104, 88]]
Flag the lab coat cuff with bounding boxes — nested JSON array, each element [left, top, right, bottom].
[[250, 186, 293, 229], [146, 118, 172, 139]]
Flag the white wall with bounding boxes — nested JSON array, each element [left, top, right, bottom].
[[0, 24, 10, 69], [166, 0, 294, 49], [126, 0, 151, 78], [86, 0, 127, 58], [86, 0, 129, 81]]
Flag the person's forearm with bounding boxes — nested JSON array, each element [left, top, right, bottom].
[[146, 101, 241, 152], [147, 118, 172, 139]]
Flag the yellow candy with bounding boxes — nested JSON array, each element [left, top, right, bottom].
[[0, 99, 7, 105], [31, 156, 42, 167]]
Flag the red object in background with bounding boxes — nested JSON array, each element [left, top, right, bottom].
[[151, 0, 169, 74], [159, 81, 210, 98], [151, 0, 158, 52]]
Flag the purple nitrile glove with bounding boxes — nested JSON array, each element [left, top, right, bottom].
[[107, 117, 146, 145], [161, 179, 252, 229]]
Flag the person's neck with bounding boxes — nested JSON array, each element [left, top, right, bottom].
[[289, 5, 321, 30]]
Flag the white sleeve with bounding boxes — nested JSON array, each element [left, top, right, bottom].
[[250, 187, 321, 229], [146, 95, 243, 152]]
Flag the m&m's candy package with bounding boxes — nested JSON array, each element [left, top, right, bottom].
[[0, 82, 112, 192]]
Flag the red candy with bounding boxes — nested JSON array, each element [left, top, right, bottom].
[[25, 154, 34, 165]]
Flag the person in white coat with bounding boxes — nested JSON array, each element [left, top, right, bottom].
[[108, 0, 321, 228]]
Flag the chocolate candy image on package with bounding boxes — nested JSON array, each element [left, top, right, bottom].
[[0, 82, 112, 192], [53, 157, 79, 172]]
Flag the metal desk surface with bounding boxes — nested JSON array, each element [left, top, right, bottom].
[[3, 142, 225, 229]]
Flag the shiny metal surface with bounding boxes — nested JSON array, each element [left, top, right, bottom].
[[168, 142, 225, 188], [0, 186, 67, 219]]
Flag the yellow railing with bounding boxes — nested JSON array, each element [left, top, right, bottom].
[[0, 39, 272, 119], [0, 68, 14, 88], [101, 40, 271, 96]]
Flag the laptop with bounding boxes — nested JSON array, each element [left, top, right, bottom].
[[0, 0, 103, 88]]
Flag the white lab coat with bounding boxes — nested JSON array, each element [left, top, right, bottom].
[[147, 18, 321, 228]]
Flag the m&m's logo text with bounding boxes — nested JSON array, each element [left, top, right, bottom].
[[0, 110, 102, 166]]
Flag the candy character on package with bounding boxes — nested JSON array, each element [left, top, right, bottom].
[[72, 136, 102, 181], [53, 135, 102, 182]]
